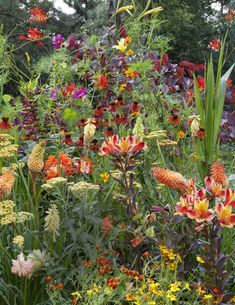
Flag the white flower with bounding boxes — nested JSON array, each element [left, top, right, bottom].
[[11, 253, 33, 277]]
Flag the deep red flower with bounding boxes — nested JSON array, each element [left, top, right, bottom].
[[30, 8, 48, 23], [61, 83, 75, 97], [130, 100, 141, 112], [195, 128, 205, 139], [76, 135, 84, 148], [168, 114, 181, 125], [19, 28, 44, 46], [103, 126, 114, 138], [113, 115, 129, 124], [227, 78, 232, 87], [94, 104, 106, 118], [197, 76, 205, 91], [64, 134, 73, 146], [0, 117, 12, 130]]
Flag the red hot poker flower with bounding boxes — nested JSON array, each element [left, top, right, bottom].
[[19, 28, 44, 46], [30, 8, 48, 23]]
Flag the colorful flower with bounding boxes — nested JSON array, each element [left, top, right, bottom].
[[30, 8, 48, 23], [11, 253, 33, 277], [52, 34, 65, 49], [19, 28, 44, 46]]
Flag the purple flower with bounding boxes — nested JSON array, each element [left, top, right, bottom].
[[73, 88, 87, 99], [52, 34, 65, 49]]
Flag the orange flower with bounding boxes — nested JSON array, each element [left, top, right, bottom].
[[94, 75, 108, 90], [0, 172, 16, 200], [30, 8, 48, 23], [215, 202, 235, 228], [130, 235, 142, 248], [175, 197, 191, 215], [107, 277, 120, 289], [187, 199, 214, 223], [151, 167, 190, 194], [99, 135, 146, 156]]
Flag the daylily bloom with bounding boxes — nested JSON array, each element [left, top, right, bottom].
[[99, 135, 147, 156], [175, 197, 190, 215], [112, 38, 127, 53], [187, 199, 214, 223], [30, 8, 48, 23], [215, 202, 235, 228], [19, 28, 44, 46]]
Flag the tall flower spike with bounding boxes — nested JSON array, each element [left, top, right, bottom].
[[44, 204, 60, 242], [0, 172, 16, 200], [28, 142, 45, 173], [133, 117, 144, 140], [210, 161, 227, 186], [84, 119, 96, 149], [151, 167, 190, 193]]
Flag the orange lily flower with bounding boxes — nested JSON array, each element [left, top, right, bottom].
[[224, 189, 235, 207]]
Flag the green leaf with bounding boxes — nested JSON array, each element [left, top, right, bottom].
[[63, 108, 77, 122]]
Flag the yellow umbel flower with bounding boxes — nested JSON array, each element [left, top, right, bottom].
[[115, 5, 134, 15], [28, 142, 45, 173], [13, 235, 24, 248]]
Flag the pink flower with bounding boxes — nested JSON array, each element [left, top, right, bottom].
[[11, 253, 33, 277]]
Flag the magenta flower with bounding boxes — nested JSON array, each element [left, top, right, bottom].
[[52, 34, 65, 49], [11, 253, 33, 277], [73, 88, 87, 99]]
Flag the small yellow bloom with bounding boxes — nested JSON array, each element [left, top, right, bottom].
[[112, 38, 127, 53], [100, 172, 110, 183], [125, 49, 135, 56], [141, 7, 163, 17], [119, 83, 127, 91], [166, 291, 177, 301], [71, 291, 82, 299], [115, 5, 134, 15], [203, 294, 213, 303], [230, 296, 235, 303], [125, 68, 137, 79], [178, 130, 185, 139], [197, 256, 205, 264], [125, 36, 132, 45], [184, 282, 191, 291], [86, 289, 93, 295], [148, 302, 156, 305], [125, 293, 134, 301]]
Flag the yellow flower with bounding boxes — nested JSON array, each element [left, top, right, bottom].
[[86, 289, 93, 295], [166, 291, 177, 301], [125, 36, 132, 45], [71, 291, 82, 299], [112, 38, 127, 53], [141, 6, 163, 17], [148, 302, 156, 305], [93, 283, 102, 292], [230, 296, 235, 303], [100, 172, 110, 183], [125, 293, 135, 301], [125, 68, 137, 79], [178, 130, 185, 139], [115, 5, 134, 16], [119, 83, 127, 91], [196, 256, 205, 264], [170, 282, 181, 292], [203, 294, 213, 303], [184, 282, 191, 291]]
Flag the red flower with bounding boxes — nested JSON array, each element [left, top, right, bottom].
[[61, 83, 75, 97], [227, 78, 232, 87], [195, 128, 205, 139], [129, 100, 141, 112], [103, 126, 114, 138], [30, 8, 48, 23], [99, 135, 147, 156], [107, 277, 120, 289], [209, 38, 221, 51], [0, 117, 12, 130], [168, 115, 181, 125], [215, 202, 235, 228], [196, 76, 205, 91], [94, 75, 108, 90], [64, 134, 74, 146], [101, 216, 113, 236], [19, 28, 44, 46], [113, 115, 129, 124], [130, 235, 143, 248]]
